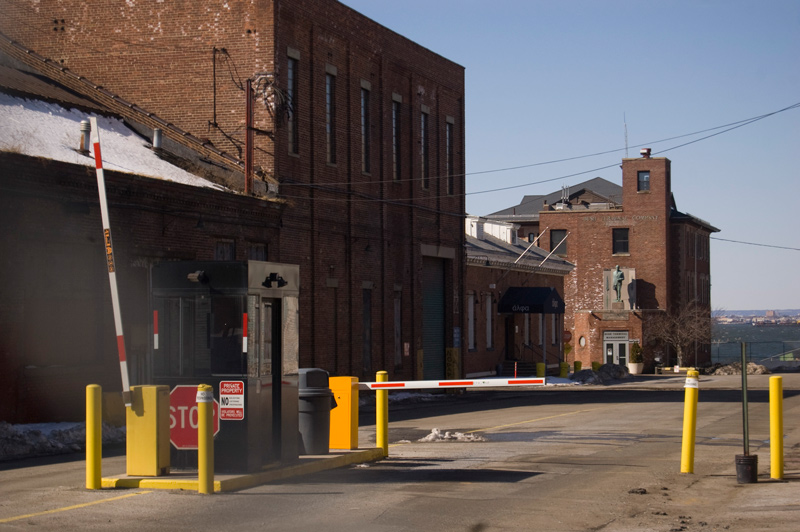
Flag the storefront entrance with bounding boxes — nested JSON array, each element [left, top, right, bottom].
[[603, 331, 629, 366]]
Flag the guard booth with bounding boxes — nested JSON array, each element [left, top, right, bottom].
[[151, 261, 300, 473]]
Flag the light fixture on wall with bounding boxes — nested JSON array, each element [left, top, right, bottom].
[[262, 272, 287, 288]]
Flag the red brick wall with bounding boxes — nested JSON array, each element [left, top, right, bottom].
[[3, 0, 466, 382], [0, 152, 282, 422]]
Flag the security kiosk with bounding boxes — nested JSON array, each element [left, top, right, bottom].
[[151, 261, 300, 472]]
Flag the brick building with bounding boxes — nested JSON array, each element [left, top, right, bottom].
[[464, 217, 573, 377], [1, 1, 465, 394], [489, 151, 719, 370]]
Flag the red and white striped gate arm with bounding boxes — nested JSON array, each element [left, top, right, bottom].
[[358, 377, 546, 391], [90, 117, 132, 406]]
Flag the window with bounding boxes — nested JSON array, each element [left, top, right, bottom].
[[287, 56, 298, 154], [325, 73, 336, 164], [362, 288, 372, 372], [550, 229, 567, 256], [612, 228, 629, 254], [467, 293, 475, 350], [446, 120, 454, 195], [392, 100, 401, 181], [394, 294, 402, 366], [215, 240, 235, 260], [485, 293, 493, 349], [637, 171, 650, 192], [248, 243, 267, 261], [420, 111, 429, 188], [361, 87, 371, 173]]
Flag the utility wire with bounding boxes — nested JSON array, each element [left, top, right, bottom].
[[711, 237, 800, 252]]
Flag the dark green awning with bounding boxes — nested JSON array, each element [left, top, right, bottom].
[[498, 287, 564, 314]]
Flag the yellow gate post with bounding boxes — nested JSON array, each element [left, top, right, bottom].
[[86, 384, 102, 490], [197, 384, 214, 494], [376, 371, 388, 457], [680, 370, 700, 473], [770, 376, 784, 480]]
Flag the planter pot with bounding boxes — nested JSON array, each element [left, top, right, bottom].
[[627, 362, 644, 375]]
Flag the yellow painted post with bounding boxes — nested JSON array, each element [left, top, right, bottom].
[[376, 371, 388, 457], [591, 361, 601, 372], [559, 363, 569, 378], [196, 384, 214, 494], [86, 384, 102, 490], [770, 376, 784, 480], [680, 370, 700, 473], [574, 361, 582, 372], [536, 363, 546, 377]]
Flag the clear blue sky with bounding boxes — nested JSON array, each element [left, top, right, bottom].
[[341, 0, 800, 312]]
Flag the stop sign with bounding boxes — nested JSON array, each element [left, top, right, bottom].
[[169, 385, 220, 450], [563, 330, 573, 343]]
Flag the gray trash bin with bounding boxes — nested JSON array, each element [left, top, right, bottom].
[[298, 368, 336, 455]]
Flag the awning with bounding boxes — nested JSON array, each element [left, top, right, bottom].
[[497, 287, 565, 314]]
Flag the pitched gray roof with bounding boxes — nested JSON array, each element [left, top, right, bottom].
[[465, 233, 573, 276], [488, 177, 622, 218]]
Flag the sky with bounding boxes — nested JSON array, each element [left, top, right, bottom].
[[341, 0, 800, 312]]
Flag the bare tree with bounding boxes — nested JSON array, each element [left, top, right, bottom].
[[647, 302, 711, 367]]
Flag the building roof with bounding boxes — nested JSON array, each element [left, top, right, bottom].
[[487, 177, 622, 220], [465, 232, 573, 276]]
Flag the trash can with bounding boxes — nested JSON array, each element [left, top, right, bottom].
[[298, 368, 336, 455]]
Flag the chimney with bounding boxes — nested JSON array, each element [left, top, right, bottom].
[[640, 148, 651, 158], [79, 119, 91, 153], [153, 128, 163, 150]]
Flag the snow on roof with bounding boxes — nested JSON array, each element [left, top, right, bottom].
[[0, 92, 225, 191]]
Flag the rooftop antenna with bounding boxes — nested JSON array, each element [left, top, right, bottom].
[[624, 112, 629, 158]]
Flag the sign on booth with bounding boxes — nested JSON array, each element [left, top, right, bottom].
[[219, 380, 245, 421]]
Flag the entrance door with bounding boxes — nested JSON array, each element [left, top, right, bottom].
[[603, 331, 629, 365]]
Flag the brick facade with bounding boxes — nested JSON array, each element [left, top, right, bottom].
[[537, 155, 716, 370], [2, 1, 466, 388]]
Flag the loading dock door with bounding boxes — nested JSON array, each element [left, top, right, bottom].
[[422, 257, 446, 380]]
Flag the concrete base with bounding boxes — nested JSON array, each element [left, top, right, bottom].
[[101, 448, 384, 493]]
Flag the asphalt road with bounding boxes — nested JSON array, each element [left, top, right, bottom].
[[2, 374, 799, 531]]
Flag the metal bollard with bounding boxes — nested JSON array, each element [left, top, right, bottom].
[[770, 376, 784, 480], [680, 370, 700, 473], [376, 371, 388, 457], [197, 384, 214, 494], [86, 384, 102, 490]]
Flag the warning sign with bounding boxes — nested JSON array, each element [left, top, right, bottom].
[[219, 380, 245, 420]]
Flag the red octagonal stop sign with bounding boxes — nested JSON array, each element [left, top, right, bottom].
[[169, 385, 220, 450]]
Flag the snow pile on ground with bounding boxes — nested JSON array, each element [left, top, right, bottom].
[[417, 428, 486, 443], [710, 362, 770, 376], [0, 421, 126, 461], [570, 363, 632, 384]]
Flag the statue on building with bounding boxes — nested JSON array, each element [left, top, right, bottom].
[[612, 265, 624, 302]]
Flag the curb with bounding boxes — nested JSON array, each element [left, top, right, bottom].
[[101, 447, 385, 493]]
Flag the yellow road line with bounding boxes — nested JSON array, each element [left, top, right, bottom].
[[0, 490, 152, 524], [465, 407, 604, 434]]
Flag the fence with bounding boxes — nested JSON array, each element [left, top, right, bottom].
[[711, 341, 800, 368]]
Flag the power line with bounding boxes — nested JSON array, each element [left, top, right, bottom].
[[711, 237, 800, 252]]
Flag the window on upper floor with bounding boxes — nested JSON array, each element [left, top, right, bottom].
[[325, 72, 336, 164], [287, 55, 299, 155], [392, 99, 401, 181], [550, 229, 567, 256], [420, 110, 429, 189], [446, 120, 455, 195], [613, 228, 629, 254], [637, 171, 650, 192], [361, 87, 371, 174]]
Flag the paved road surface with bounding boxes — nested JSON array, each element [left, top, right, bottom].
[[1, 374, 799, 531]]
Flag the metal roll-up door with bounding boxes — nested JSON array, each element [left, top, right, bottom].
[[422, 257, 446, 380]]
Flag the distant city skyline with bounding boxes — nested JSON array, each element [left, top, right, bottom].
[[341, 0, 800, 311]]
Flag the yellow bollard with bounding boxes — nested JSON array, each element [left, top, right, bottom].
[[196, 384, 214, 494], [376, 371, 388, 457], [574, 361, 582, 372], [536, 363, 545, 377], [559, 362, 569, 378], [86, 384, 102, 490], [680, 370, 700, 473], [770, 376, 784, 480], [591, 361, 601, 372]]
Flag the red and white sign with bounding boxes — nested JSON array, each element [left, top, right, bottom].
[[563, 330, 573, 343], [219, 380, 245, 421], [169, 385, 220, 450]]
